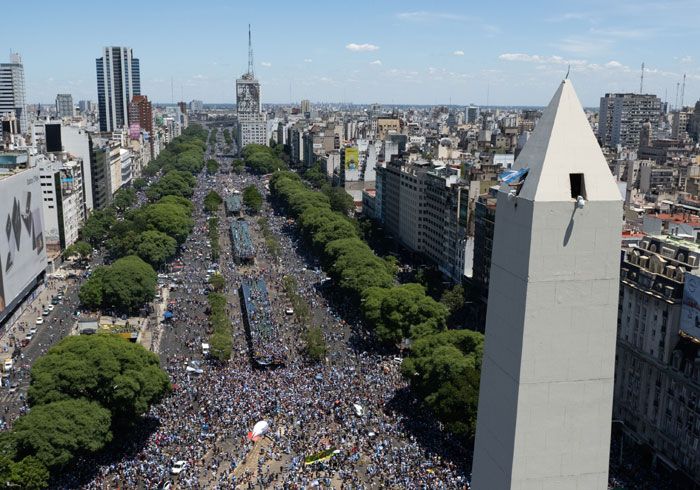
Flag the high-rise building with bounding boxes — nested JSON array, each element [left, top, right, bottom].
[[189, 99, 204, 113], [472, 80, 622, 489], [671, 106, 694, 140], [55, 94, 74, 119], [128, 95, 153, 136], [236, 26, 267, 148], [0, 53, 28, 133], [467, 105, 479, 123], [96, 47, 141, 132], [690, 100, 700, 143], [598, 93, 661, 148], [300, 99, 311, 115]]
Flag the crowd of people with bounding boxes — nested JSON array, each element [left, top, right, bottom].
[[61, 151, 472, 488]]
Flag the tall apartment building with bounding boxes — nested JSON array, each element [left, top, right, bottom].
[[96, 47, 141, 132], [236, 27, 267, 148], [189, 99, 204, 113], [689, 100, 700, 143], [598, 93, 662, 148], [37, 156, 85, 252], [0, 53, 28, 133], [129, 95, 153, 136], [55, 94, 74, 119], [88, 134, 120, 209], [672, 107, 695, 140], [614, 233, 700, 485]]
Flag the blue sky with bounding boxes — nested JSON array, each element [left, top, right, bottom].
[[5, 0, 700, 107]]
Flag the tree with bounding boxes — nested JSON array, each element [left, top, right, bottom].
[[242, 185, 263, 213], [302, 326, 327, 363], [100, 256, 157, 313], [12, 399, 112, 469], [203, 190, 223, 214], [206, 159, 219, 175], [146, 170, 196, 201], [79, 208, 116, 246], [323, 186, 355, 215], [28, 335, 170, 421], [0, 456, 50, 490], [135, 230, 177, 268], [132, 177, 148, 191], [209, 331, 232, 362], [208, 273, 225, 292], [362, 283, 448, 345], [441, 284, 465, 315], [64, 241, 91, 262], [78, 267, 105, 310], [402, 329, 483, 438], [112, 188, 136, 213], [135, 202, 194, 245]]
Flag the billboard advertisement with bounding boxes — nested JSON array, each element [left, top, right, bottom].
[[344, 147, 359, 171], [0, 168, 48, 314], [681, 271, 700, 340], [129, 123, 141, 140]]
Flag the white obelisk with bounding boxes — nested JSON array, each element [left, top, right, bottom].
[[472, 79, 622, 490]]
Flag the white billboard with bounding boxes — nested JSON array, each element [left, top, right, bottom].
[[681, 271, 700, 340], [0, 167, 48, 314]]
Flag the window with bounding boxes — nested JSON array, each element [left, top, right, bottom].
[[570, 173, 586, 199]]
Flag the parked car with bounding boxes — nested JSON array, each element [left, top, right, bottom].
[[285, 307, 294, 315], [47, 304, 54, 312], [35, 317, 44, 325], [42, 309, 49, 316]]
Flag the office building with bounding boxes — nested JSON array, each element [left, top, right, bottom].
[[300, 99, 311, 115], [236, 26, 267, 147], [467, 105, 479, 124], [55, 94, 74, 119], [96, 46, 141, 132], [129, 95, 153, 136], [598, 93, 662, 148], [472, 80, 622, 489], [88, 134, 120, 209], [189, 99, 204, 113], [0, 152, 47, 325], [0, 53, 28, 133]]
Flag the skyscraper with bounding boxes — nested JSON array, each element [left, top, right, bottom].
[[55, 93, 74, 118], [598, 93, 661, 148], [0, 53, 28, 133], [472, 80, 622, 489], [236, 25, 267, 147], [96, 47, 141, 132]]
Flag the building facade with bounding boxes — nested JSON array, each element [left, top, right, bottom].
[[598, 93, 662, 148], [614, 234, 700, 484], [236, 74, 267, 147], [96, 46, 141, 132], [55, 94, 74, 119], [0, 53, 27, 133]]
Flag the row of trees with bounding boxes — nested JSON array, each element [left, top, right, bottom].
[[0, 336, 170, 487], [142, 125, 208, 178], [270, 171, 484, 439], [242, 185, 263, 213], [242, 144, 287, 174], [258, 217, 280, 258], [207, 293, 232, 362]]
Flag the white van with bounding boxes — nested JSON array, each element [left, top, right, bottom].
[[202, 343, 210, 356]]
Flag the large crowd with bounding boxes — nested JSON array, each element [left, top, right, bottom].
[[56, 152, 471, 489]]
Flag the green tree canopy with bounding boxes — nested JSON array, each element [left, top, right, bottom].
[[64, 241, 91, 261], [28, 335, 170, 420], [146, 170, 196, 201], [204, 190, 223, 214], [79, 208, 116, 246], [242, 185, 263, 213], [78, 256, 157, 313], [132, 177, 148, 191], [135, 202, 194, 245], [363, 283, 448, 345], [208, 273, 225, 292], [323, 185, 355, 215], [12, 399, 112, 469], [402, 329, 483, 438], [135, 230, 177, 268], [302, 326, 327, 363], [112, 188, 136, 213]]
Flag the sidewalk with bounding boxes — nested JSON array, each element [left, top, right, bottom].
[[0, 275, 68, 362]]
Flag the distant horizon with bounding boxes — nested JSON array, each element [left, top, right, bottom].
[[5, 0, 698, 107]]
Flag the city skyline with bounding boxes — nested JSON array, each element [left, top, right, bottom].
[[4, 0, 700, 107]]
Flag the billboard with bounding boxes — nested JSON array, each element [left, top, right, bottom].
[[344, 147, 359, 171], [681, 271, 700, 340], [129, 123, 141, 140], [0, 168, 48, 314]]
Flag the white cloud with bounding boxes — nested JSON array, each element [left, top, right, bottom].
[[260, 61, 272, 67], [453, 50, 465, 56], [369, 60, 382, 65], [346, 43, 379, 52], [499, 53, 630, 74], [680, 55, 693, 64], [304, 58, 313, 63]]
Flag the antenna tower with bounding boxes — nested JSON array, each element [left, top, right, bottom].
[[680, 73, 686, 108], [247, 24, 254, 76], [639, 62, 645, 94], [675, 82, 680, 110]]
